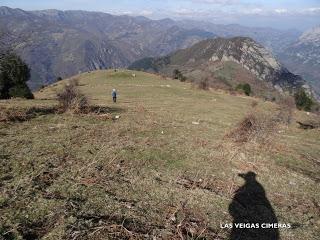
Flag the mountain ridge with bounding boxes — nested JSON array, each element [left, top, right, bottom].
[[0, 6, 317, 94], [279, 26, 320, 98], [129, 37, 310, 98], [0, 6, 216, 89]]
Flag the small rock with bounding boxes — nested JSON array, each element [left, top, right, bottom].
[[289, 181, 296, 185], [126, 204, 133, 209], [170, 216, 176, 222], [95, 165, 103, 171]]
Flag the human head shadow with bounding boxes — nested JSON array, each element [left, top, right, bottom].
[[228, 171, 279, 240]]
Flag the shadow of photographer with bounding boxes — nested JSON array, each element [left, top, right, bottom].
[[229, 171, 279, 240]]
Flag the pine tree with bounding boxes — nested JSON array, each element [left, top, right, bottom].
[[0, 52, 33, 99]]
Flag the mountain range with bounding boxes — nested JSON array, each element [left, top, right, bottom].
[[129, 37, 310, 100], [0, 6, 319, 96], [0, 6, 215, 89], [279, 26, 320, 95]]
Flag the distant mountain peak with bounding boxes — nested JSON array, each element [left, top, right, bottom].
[[206, 37, 282, 73], [0, 6, 28, 16], [130, 36, 310, 96], [299, 26, 320, 44]]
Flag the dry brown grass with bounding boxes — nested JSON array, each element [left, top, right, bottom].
[[251, 100, 258, 108], [1, 70, 319, 240], [69, 77, 79, 86]]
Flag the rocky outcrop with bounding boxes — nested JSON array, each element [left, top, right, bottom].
[[206, 37, 307, 94], [131, 37, 310, 95], [279, 26, 320, 98]]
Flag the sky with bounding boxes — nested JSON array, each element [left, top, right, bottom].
[[2, 0, 320, 30]]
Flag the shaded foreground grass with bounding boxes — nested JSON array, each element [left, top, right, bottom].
[[0, 70, 319, 239]]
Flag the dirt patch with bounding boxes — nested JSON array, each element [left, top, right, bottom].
[[176, 175, 237, 197], [297, 120, 320, 129], [17, 215, 61, 240], [0, 106, 56, 122], [32, 171, 60, 191]]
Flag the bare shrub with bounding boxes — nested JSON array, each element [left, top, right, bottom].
[[277, 96, 295, 124], [0, 106, 56, 122], [0, 107, 28, 122], [198, 78, 209, 90], [57, 83, 88, 113], [226, 111, 279, 144]]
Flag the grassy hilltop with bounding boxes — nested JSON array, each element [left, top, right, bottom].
[[0, 70, 319, 239]]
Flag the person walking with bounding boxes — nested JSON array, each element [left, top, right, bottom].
[[112, 89, 117, 103]]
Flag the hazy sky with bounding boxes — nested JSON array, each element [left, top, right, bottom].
[[2, 0, 320, 30]]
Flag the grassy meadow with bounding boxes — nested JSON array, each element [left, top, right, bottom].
[[0, 70, 319, 239]]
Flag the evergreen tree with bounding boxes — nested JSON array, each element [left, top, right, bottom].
[[236, 83, 252, 96], [0, 52, 33, 99], [294, 89, 313, 111], [173, 69, 186, 82]]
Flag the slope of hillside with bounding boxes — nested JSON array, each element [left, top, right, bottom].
[[0, 6, 215, 89], [279, 26, 320, 97], [130, 37, 310, 99], [0, 70, 319, 239]]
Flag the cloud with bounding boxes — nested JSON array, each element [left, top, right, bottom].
[[174, 8, 197, 16], [243, 8, 263, 14], [140, 10, 153, 16], [191, 0, 239, 5], [303, 7, 320, 13], [239, 7, 320, 16], [274, 9, 288, 14]]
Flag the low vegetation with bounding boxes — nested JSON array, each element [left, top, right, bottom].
[[226, 111, 277, 144], [173, 69, 186, 82], [294, 88, 314, 111], [198, 77, 210, 90], [236, 83, 252, 96], [0, 70, 319, 240], [57, 80, 88, 113]]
